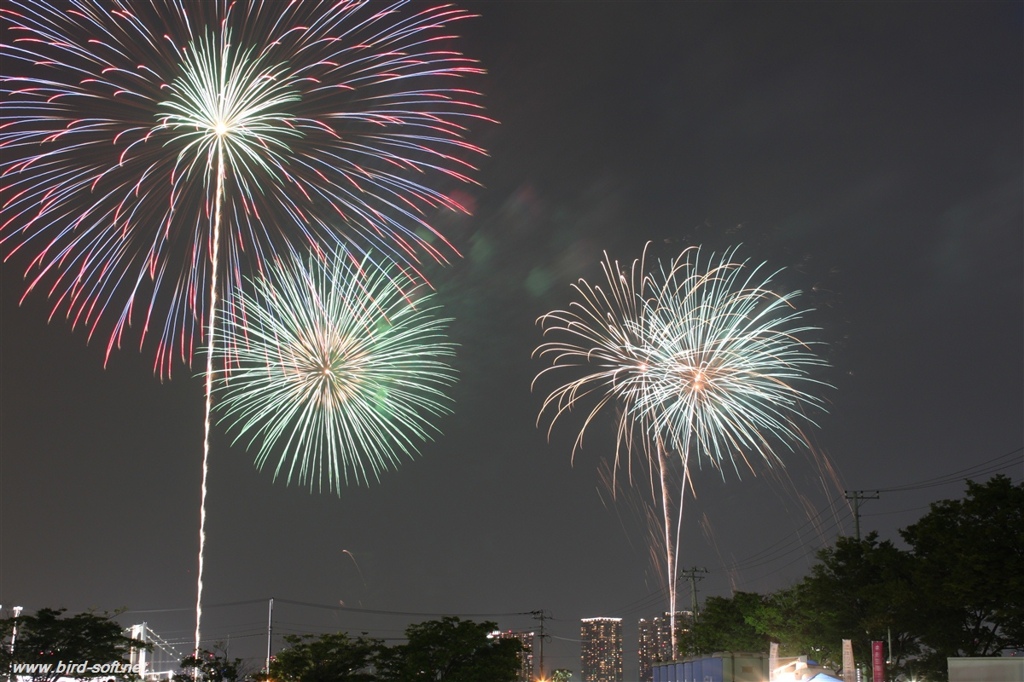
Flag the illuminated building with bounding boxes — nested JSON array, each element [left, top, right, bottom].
[[580, 617, 623, 682], [491, 630, 535, 682], [638, 611, 692, 681]]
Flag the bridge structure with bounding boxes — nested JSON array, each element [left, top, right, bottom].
[[127, 624, 188, 681]]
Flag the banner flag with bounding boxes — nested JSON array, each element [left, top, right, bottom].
[[872, 640, 885, 682], [842, 639, 855, 680]]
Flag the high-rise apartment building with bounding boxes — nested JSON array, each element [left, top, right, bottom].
[[580, 617, 623, 682], [637, 611, 692, 681], [490, 630, 535, 682]]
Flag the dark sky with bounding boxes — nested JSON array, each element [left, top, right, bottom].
[[2, 2, 1022, 679]]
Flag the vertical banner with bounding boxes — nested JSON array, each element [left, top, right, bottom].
[[769, 641, 779, 682], [872, 641, 885, 682], [842, 639, 855, 681]]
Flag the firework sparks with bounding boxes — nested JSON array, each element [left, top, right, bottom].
[[534, 244, 830, 650], [2, 0, 487, 656], [212, 250, 457, 493], [638, 246, 830, 474], [1, 0, 489, 373], [533, 249, 658, 474]]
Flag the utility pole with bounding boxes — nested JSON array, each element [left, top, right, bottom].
[[531, 610, 549, 681], [680, 567, 708, 620], [266, 598, 274, 673], [9, 607, 23, 682], [844, 490, 880, 540]]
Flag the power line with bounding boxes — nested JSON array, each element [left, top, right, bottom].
[[128, 598, 535, 621], [876, 446, 1022, 493], [608, 584, 672, 619], [726, 502, 845, 572], [274, 598, 536, 619], [125, 599, 267, 615], [726, 446, 1021, 579]]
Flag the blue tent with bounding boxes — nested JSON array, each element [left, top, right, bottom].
[[805, 673, 844, 682]]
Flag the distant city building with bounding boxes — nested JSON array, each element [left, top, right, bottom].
[[580, 617, 623, 682], [491, 630, 534, 682], [552, 669, 574, 682], [637, 611, 692, 681]]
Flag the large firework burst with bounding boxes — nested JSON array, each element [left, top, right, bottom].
[[535, 244, 829, 650], [1, 0, 488, 373], [212, 250, 457, 494]]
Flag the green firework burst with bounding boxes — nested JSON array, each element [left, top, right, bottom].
[[213, 251, 457, 493]]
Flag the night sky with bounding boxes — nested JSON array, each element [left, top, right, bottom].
[[2, 2, 1022, 679]]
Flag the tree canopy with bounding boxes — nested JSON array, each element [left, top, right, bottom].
[[682, 592, 770, 657], [899, 475, 1024, 677], [267, 633, 380, 682], [173, 648, 249, 682], [377, 617, 522, 682], [245, 617, 521, 682], [682, 476, 1023, 682], [749, 534, 920, 677], [0, 608, 147, 682]]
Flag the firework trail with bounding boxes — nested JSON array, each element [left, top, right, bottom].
[[212, 250, 457, 492], [2, 0, 487, 654], [533, 246, 686, 634], [535, 244, 829, 650], [342, 549, 369, 597]]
